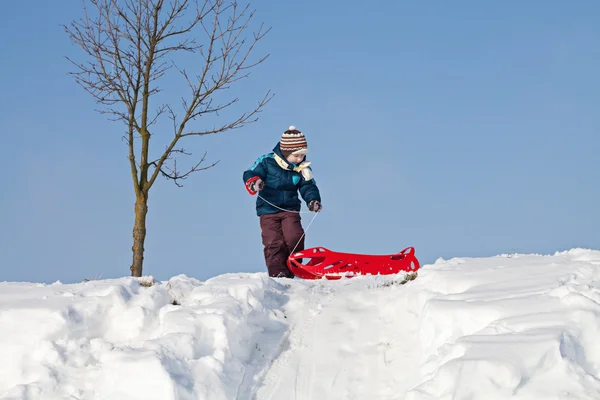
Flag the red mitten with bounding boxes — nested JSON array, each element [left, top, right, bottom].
[[245, 177, 264, 195]]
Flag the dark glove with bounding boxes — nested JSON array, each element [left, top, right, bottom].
[[309, 200, 322, 212]]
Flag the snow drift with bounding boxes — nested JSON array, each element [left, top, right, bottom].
[[1, 248, 600, 400]]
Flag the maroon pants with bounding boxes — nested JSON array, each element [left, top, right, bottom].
[[259, 212, 305, 278]]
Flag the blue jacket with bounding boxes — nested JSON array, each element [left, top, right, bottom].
[[243, 143, 321, 216]]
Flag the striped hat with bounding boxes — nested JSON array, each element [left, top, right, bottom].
[[280, 126, 308, 157]]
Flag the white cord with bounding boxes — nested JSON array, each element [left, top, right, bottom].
[[290, 211, 319, 255], [257, 193, 320, 255], [257, 193, 314, 214]]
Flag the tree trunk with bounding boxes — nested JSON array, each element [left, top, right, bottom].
[[130, 191, 148, 277]]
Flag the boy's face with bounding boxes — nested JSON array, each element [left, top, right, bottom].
[[286, 153, 305, 164]]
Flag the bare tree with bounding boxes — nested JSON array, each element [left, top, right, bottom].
[[65, 0, 271, 277]]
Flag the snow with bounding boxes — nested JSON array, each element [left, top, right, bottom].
[[2, 249, 600, 399]]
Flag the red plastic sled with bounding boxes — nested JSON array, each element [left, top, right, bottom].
[[287, 246, 420, 280]]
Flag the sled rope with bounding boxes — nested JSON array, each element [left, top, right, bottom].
[[257, 193, 319, 255], [290, 211, 319, 255], [257, 193, 314, 214]]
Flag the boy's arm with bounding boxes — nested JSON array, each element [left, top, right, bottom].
[[298, 174, 321, 207], [243, 156, 268, 195]]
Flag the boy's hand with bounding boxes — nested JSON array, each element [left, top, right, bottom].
[[245, 177, 264, 195], [250, 178, 264, 192], [309, 200, 322, 212]]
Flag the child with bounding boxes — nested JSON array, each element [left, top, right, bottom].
[[243, 126, 322, 278]]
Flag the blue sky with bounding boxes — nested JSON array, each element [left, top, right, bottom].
[[1, 1, 598, 284]]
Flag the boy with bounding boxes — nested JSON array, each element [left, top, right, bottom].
[[243, 126, 322, 278]]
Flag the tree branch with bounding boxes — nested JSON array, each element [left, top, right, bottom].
[[66, 0, 271, 193]]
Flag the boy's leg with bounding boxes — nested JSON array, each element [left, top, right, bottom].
[[282, 213, 305, 257], [259, 213, 294, 278]]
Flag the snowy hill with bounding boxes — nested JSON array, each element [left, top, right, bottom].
[[1, 249, 600, 400]]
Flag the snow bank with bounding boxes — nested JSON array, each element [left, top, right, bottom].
[[410, 248, 600, 400], [0, 274, 293, 400], [1, 248, 600, 399]]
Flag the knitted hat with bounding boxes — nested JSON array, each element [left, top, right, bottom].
[[280, 126, 308, 158]]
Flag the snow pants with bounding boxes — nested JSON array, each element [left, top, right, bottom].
[[259, 212, 305, 278]]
